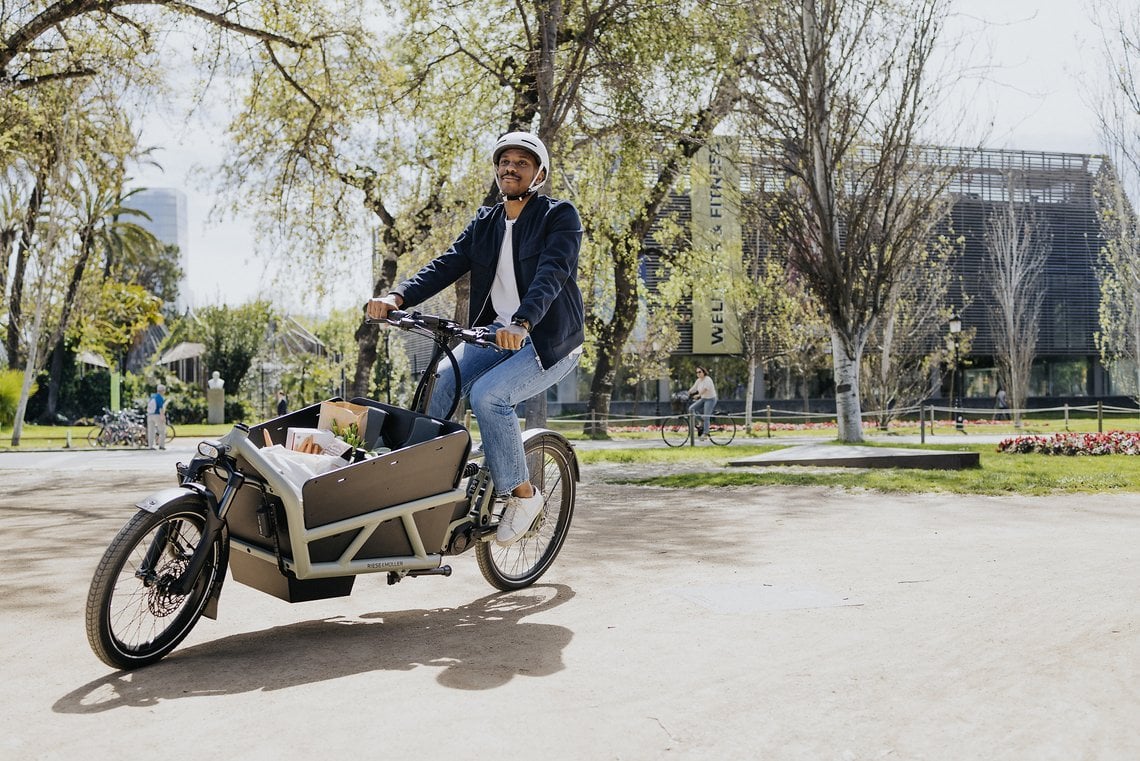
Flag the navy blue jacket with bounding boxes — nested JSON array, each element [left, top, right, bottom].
[[393, 195, 585, 369]]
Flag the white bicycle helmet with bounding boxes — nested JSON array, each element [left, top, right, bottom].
[[493, 131, 549, 200]]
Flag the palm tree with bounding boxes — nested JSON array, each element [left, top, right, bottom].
[[38, 170, 160, 421]]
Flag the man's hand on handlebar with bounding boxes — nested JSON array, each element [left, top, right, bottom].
[[365, 294, 403, 321], [495, 323, 528, 351]]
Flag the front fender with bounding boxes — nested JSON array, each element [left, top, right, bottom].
[[136, 482, 216, 514]]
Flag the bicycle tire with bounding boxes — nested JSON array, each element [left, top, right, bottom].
[[85, 495, 224, 670], [476, 433, 576, 591], [87, 427, 108, 448], [661, 415, 691, 447], [706, 414, 737, 446], [165, 423, 177, 442]]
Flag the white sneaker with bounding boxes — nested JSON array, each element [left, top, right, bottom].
[[496, 491, 544, 546]]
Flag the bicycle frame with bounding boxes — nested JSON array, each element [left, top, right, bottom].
[[139, 310, 568, 603]]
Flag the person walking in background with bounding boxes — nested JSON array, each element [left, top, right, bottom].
[[687, 367, 718, 440], [995, 387, 1009, 421], [147, 384, 167, 450], [276, 389, 288, 416]]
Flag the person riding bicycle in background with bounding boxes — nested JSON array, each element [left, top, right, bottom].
[[687, 367, 718, 440], [365, 131, 584, 547]]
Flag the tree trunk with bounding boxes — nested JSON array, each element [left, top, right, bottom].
[[351, 242, 399, 399], [38, 339, 65, 423], [0, 227, 15, 305], [6, 174, 46, 369], [585, 241, 640, 437], [744, 358, 757, 434], [832, 330, 865, 442], [582, 352, 620, 433], [39, 223, 98, 422]]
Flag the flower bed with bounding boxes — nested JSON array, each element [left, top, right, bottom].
[[997, 430, 1140, 455]]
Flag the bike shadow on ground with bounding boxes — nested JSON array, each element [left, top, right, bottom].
[[54, 584, 574, 714]]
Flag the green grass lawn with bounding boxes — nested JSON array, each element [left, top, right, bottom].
[[544, 410, 1140, 441], [7, 418, 1140, 496], [0, 423, 234, 450], [579, 442, 1140, 496]]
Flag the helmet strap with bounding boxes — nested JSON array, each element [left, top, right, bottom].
[[496, 167, 546, 203]]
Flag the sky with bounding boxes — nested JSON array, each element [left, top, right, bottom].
[[131, 1, 1113, 312]]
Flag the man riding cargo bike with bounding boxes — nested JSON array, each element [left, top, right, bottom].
[[85, 132, 585, 670]]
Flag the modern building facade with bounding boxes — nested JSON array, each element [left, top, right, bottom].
[[640, 143, 1126, 404], [128, 187, 190, 312], [943, 149, 1110, 398]]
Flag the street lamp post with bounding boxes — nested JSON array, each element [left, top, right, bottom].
[[949, 308, 964, 432]]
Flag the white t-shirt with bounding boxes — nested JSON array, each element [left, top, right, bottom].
[[490, 219, 520, 326], [688, 376, 717, 399]]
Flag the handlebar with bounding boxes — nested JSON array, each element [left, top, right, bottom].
[[372, 309, 500, 350], [367, 308, 500, 418]]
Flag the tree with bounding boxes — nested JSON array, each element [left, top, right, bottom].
[[767, 274, 831, 411], [985, 178, 1049, 427], [575, 65, 746, 436], [1090, 2, 1140, 397], [195, 302, 274, 397], [861, 236, 960, 428], [738, 0, 958, 441], [725, 212, 832, 430], [1094, 165, 1140, 397], [208, 0, 751, 436], [1, 1, 307, 93], [38, 173, 163, 421], [79, 281, 164, 373]]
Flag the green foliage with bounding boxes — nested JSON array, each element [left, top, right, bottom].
[[79, 281, 163, 367], [72, 370, 111, 420], [226, 398, 256, 424], [1094, 169, 1140, 399], [196, 301, 274, 397], [0, 370, 31, 426]]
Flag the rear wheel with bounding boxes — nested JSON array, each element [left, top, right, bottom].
[[476, 434, 576, 590], [165, 423, 177, 442], [706, 414, 737, 446], [85, 495, 223, 670]]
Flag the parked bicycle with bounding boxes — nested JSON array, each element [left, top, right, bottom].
[[85, 310, 578, 670], [661, 394, 737, 447], [87, 407, 176, 448]]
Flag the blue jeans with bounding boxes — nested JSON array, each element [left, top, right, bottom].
[[429, 338, 580, 496], [688, 397, 716, 436]]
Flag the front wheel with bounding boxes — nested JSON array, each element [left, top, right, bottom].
[[165, 423, 177, 442], [85, 495, 224, 670], [87, 426, 109, 448], [476, 434, 577, 591], [661, 415, 691, 447]]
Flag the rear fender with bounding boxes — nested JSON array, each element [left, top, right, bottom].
[[135, 484, 230, 620]]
